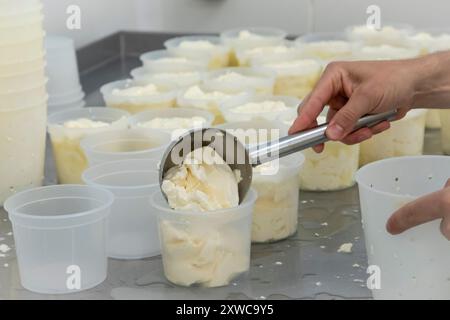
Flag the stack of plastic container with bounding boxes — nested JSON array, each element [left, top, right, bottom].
[[45, 36, 85, 114], [0, 0, 48, 205]]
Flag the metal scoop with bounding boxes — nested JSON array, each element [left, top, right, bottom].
[[159, 110, 397, 203]]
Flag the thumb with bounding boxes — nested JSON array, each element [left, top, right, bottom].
[[326, 88, 376, 140]]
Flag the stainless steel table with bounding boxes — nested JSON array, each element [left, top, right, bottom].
[[0, 32, 443, 300]]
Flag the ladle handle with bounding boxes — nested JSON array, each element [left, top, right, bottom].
[[249, 110, 398, 166]]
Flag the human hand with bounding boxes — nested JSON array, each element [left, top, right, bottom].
[[386, 179, 450, 240], [288, 59, 420, 151]]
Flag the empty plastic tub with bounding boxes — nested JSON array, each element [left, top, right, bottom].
[[204, 67, 275, 94], [356, 156, 450, 299], [360, 109, 427, 166], [151, 189, 257, 288], [82, 159, 161, 259], [0, 81, 47, 109], [0, 54, 45, 75], [0, 65, 46, 94], [0, 17, 44, 44], [140, 49, 208, 73], [4, 185, 114, 294], [220, 94, 300, 123], [47, 107, 130, 184], [164, 35, 230, 69], [101, 79, 177, 114], [0, 101, 47, 205], [0, 36, 44, 63], [81, 128, 171, 166], [128, 107, 214, 139], [440, 110, 450, 154]]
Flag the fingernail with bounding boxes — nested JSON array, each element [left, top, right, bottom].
[[327, 124, 344, 140]]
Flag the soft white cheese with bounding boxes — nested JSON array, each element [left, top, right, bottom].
[[183, 85, 230, 100], [161, 146, 240, 211], [214, 71, 261, 83], [230, 100, 289, 114], [178, 40, 217, 50], [262, 59, 321, 76], [63, 118, 110, 129], [238, 30, 265, 40], [137, 116, 207, 130]]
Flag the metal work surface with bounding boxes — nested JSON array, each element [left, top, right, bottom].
[[0, 32, 443, 300]]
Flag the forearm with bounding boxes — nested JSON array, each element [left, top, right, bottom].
[[412, 51, 450, 108]]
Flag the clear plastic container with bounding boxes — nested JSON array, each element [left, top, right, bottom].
[[0, 17, 44, 44], [0, 36, 44, 63], [4, 185, 113, 294], [47, 107, 130, 184], [235, 40, 300, 67], [48, 85, 84, 105], [425, 109, 441, 129], [220, 94, 300, 123], [279, 112, 360, 191], [100, 79, 177, 114], [45, 36, 83, 97], [140, 49, 208, 73], [346, 23, 415, 47], [351, 44, 421, 61], [258, 59, 322, 98], [360, 109, 427, 166], [440, 110, 450, 154], [80, 128, 171, 166], [130, 66, 203, 88], [356, 156, 450, 299], [0, 101, 47, 205], [177, 84, 254, 125], [0, 0, 41, 16], [0, 80, 47, 109], [295, 32, 353, 60], [82, 159, 161, 260], [204, 67, 275, 95], [151, 188, 257, 288], [48, 99, 86, 116], [221, 27, 287, 66], [0, 53, 45, 75], [0, 2, 42, 26], [128, 107, 214, 139], [0, 65, 46, 94], [164, 35, 230, 69]]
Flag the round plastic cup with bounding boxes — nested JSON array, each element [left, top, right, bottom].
[[140, 49, 208, 73], [0, 80, 47, 109], [440, 110, 450, 154], [221, 27, 288, 50], [0, 64, 46, 93], [164, 35, 230, 69], [345, 23, 415, 47], [0, 36, 44, 64], [47, 107, 130, 184], [220, 94, 300, 123], [0, 16, 44, 44], [425, 109, 441, 129], [100, 79, 177, 114], [4, 185, 113, 294], [45, 36, 81, 96], [80, 128, 171, 166], [177, 85, 254, 125], [48, 99, 86, 116], [360, 109, 427, 166], [356, 156, 450, 299], [235, 40, 300, 67], [204, 67, 276, 94], [151, 188, 257, 288], [351, 43, 421, 60], [0, 2, 42, 25], [295, 32, 353, 60], [251, 153, 304, 243], [0, 53, 45, 75], [217, 118, 288, 146], [0, 0, 41, 16], [82, 159, 161, 260], [48, 85, 84, 104], [0, 101, 47, 205], [128, 107, 215, 138], [258, 59, 323, 98], [130, 66, 203, 88]]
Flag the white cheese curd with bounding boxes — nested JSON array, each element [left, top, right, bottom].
[[112, 83, 160, 97], [137, 116, 207, 131], [230, 100, 289, 114]]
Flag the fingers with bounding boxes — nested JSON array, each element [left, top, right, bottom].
[[440, 216, 450, 241], [341, 121, 391, 145], [289, 65, 341, 135], [386, 189, 447, 235], [326, 87, 376, 140]]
